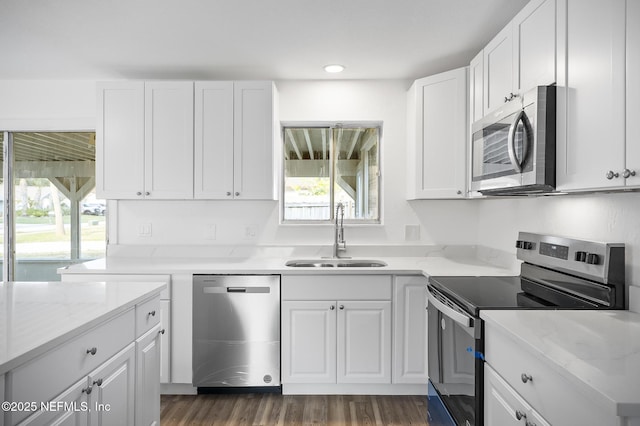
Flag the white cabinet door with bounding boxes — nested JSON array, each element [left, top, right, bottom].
[[407, 67, 468, 199], [89, 343, 136, 426], [194, 81, 234, 199], [144, 81, 194, 199], [513, 0, 557, 92], [96, 81, 145, 199], [469, 50, 484, 124], [159, 300, 170, 384], [626, 0, 640, 187], [556, 0, 626, 191], [393, 276, 428, 384], [233, 81, 276, 200], [484, 24, 514, 114], [135, 324, 162, 426], [282, 301, 337, 384], [18, 378, 89, 426], [484, 364, 551, 426], [337, 301, 391, 384]]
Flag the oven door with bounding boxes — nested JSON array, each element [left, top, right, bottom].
[[428, 290, 481, 426]]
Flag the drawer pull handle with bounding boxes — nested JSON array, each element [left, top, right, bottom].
[[86, 347, 97, 356], [515, 410, 526, 420], [521, 373, 533, 383], [159, 328, 166, 335], [148, 310, 156, 317], [82, 386, 93, 395], [330, 305, 335, 310], [339, 305, 345, 310], [93, 379, 103, 387]]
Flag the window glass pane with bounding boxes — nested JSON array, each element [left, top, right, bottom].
[[12, 132, 104, 281], [334, 127, 380, 220], [283, 128, 331, 220]]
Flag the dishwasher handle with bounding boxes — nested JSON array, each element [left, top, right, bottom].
[[202, 286, 272, 294]]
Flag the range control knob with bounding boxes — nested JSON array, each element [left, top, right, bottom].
[[575, 251, 587, 262], [586, 253, 600, 265], [516, 240, 534, 250]]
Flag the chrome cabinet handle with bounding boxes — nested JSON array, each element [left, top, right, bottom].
[[623, 169, 636, 178], [159, 328, 166, 335], [521, 373, 533, 383], [93, 378, 103, 387], [339, 305, 345, 310], [148, 310, 156, 317], [515, 410, 527, 420], [82, 386, 93, 395], [145, 191, 150, 196], [226, 192, 232, 196], [235, 192, 240, 196], [606, 170, 619, 180], [330, 305, 335, 310], [136, 191, 142, 196], [504, 92, 519, 103], [86, 347, 97, 356]]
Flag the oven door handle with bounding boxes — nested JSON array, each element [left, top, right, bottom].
[[428, 293, 474, 329]]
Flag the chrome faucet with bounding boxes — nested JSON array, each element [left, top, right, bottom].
[[333, 202, 348, 258]]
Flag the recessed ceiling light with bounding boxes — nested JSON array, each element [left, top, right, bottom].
[[324, 64, 345, 73]]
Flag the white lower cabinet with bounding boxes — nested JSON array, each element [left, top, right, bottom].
[[282, 300, 391, 385], [135, 324, 162, 426], [392, 276, 428, 384], [5, 294, 162, 426], [281, 275, 393, 392], [485, 364, 550, 426]]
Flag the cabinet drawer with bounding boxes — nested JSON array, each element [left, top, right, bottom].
[[282, 275, 391, 300], [485, 322, 612, 425], [136, 295, 161, 337], [10, 309, 135, 412]]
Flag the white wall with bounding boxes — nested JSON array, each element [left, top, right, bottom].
[[476, 192, 640, 287]]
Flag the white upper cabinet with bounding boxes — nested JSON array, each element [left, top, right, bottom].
[[469, 51, 484, 124], [555, 0, 631, 191], [626, 0, 640, 187], [97, 81, 194, 199], [98, 80, 277, 200], [407, 67, 468, 199], [96, 81, 145, 199], [194, 80, 277, 200], [144, 81, 194, 199], [482, 0, 556, 115], [194, 81, 234, 199]]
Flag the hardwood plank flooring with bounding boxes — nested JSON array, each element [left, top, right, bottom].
[[161, 394, 429, 425]]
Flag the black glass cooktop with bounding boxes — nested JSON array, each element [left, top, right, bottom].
[[427, 273, 603, 317]]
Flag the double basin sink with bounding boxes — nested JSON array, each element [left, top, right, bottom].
[[285, 259, 387, 268]]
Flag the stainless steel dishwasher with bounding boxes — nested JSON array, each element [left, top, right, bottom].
[[192, 274, 280, 389]]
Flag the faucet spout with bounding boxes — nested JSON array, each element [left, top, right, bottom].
[[333, 203, 348, 258]]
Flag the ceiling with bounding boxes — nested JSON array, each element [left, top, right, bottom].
[[0, 0, 529, 81]]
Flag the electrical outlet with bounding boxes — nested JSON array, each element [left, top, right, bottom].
[[138, 223, 152, 237], [405, 224, 420, 241], [244, 225, 258, 240], [206, 224, 216, 240]]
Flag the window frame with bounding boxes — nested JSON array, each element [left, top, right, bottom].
[[280, 121, 383, 225]]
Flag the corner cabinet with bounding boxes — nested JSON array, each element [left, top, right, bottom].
[[97, 81, 194, 199], [407, 67, 468, 199], [194, 81, 277, 200], [556, 0, 640, 191]]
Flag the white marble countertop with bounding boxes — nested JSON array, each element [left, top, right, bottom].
[[481, 310, 640, 418], [58, 244, 520, 278], [0, 281, 167, 375]]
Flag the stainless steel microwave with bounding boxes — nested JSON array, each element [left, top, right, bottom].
[[470, 85, 556, 195]]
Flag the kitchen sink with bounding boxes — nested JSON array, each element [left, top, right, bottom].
[[285, 259, 387, 268]]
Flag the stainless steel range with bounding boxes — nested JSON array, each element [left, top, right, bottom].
[[426, 232, 625, 426]]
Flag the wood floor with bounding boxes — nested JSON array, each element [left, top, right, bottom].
[[161, 393, 429, 425]]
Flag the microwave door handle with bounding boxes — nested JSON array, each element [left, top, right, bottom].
[[428, 293, 474, 329], [507, 110, 526, 173]]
